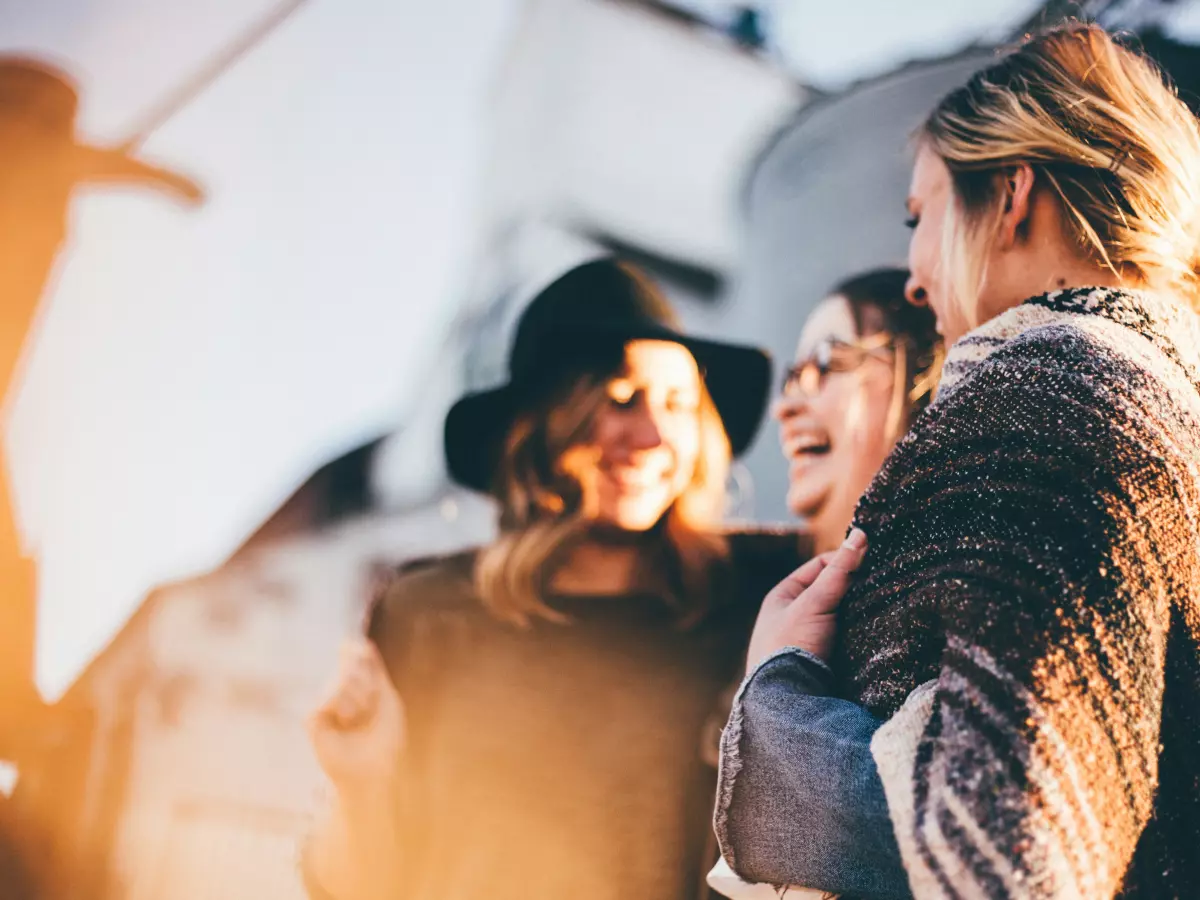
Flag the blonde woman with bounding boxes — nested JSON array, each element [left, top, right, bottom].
[[717, 24, 1200, 900], [301, 258, 807, 900]]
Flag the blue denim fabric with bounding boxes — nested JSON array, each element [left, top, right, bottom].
[[714, 648, 911, 900]]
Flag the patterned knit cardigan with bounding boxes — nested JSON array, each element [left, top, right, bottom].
[[836, 287, 1200, 899]]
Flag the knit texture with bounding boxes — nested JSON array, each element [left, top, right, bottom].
[[840, 287, 1200, 899]]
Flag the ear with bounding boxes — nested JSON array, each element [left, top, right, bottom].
[[996, 162, 1035, 250]]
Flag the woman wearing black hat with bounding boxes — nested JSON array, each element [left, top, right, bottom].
[[300, 258, 806, 900]]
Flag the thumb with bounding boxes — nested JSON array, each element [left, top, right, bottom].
[[359, 638, 390, 677], [360, 641, 405, 715], [764, 552, 834, 606], [801, 528, 868, 616]]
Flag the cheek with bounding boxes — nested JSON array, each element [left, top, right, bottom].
[[665, 419, 702, 479], [588, 408, 620, 458], [829, 378, 894, 457], [810, 380, 857, 439], [908, 223, 938, 285], [678, 421, 702, 465]]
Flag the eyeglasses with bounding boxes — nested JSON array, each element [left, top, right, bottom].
[[781, 334, 899, 397]]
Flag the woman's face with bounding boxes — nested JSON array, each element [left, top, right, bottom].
[[774, 296, 899, 553], [573, 339, 703, 532], [904, 144, 975, 346]]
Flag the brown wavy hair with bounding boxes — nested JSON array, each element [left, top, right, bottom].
[[831, 267, 944, 433], [475, 348, 732, 628]]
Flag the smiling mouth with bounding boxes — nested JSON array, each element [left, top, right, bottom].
[[607, 469, 668, 492], [786, 436, 832, 459]]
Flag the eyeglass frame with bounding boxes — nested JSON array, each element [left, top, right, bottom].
[[780, 332, 906, 398]]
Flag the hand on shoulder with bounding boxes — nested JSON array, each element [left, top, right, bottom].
[[307, 638, 407, 797]]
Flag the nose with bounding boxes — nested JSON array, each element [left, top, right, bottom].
[[772, 390, 809, 424], [905, 276, 928, 308], [625, 405, 665, 452]]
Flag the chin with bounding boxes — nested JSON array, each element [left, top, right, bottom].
[[594, 502, 671, 533], [787, 484, 827, 522], [612, 511, 668, 532]]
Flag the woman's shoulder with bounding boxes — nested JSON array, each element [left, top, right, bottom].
[[387, 548, 478, 593], [860, 288, 1200, 518], [368, 549, 482, 633], [940, 286, 1197, 407], [365, 548, 487, 681]]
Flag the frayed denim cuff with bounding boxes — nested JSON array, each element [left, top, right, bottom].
[[742, 647, 834, 698], [713, 649, 910, 898], [714, 648, 833, 871]]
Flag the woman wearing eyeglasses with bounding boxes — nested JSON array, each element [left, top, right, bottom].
[[705, 268, 941, 899], [774, 268, 941, 555]]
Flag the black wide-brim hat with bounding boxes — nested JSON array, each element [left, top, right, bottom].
[[0, 56, 204, 203], [445, 258, 772, 494]]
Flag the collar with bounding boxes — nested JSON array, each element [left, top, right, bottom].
[[935, 286, 1200, 401]]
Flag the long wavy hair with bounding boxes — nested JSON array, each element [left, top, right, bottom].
[[475, 349, 732, 628]]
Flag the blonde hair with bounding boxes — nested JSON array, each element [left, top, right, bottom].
[[475, 358, 732, 627], [920, 23, 1200, 322]]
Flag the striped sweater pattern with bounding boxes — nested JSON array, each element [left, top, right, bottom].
[[837, 287, 1200, 899]]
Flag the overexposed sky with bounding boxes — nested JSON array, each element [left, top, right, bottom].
[[670, 0, 1047, 87], [769, 0, 1048, 87]]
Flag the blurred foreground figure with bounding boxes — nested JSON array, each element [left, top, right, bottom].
[[302, 259, 807, 900], [0, 56, 201, 898]]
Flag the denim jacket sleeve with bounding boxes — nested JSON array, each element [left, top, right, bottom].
[[713, 648, 912, 900]]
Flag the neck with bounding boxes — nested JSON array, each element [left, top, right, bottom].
[[1003, 192, 1130, 309], [1036, 263, 1126, 296], [977, 263, 1127, 341], [549, 527, 658, 595], [1010, 247, 1129, 308]]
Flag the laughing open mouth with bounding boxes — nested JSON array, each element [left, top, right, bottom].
[[787, 435, 832, 458]]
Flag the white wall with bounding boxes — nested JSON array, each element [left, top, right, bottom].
[[479, 0, 802, 271], [0, 0, 519, 700], [368, 0, 802, 511]]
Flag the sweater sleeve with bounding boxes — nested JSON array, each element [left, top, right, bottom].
[[714, 648, 913, 899], [301, 557, 459, 900], [865, 351, 1180, 900]]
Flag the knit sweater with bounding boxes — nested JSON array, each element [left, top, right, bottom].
[[839, 287, 1200, 899]]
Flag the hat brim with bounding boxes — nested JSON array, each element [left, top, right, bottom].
[[444, 326, 772, 494], [444, 385, 523, 494], [68, 143, 205, 204]]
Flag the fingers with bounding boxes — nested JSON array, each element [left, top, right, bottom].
[[827, 527, 868, 574], [764, 553, 832, 606], [803, 528, 868, 615], [310, 639, 388, 732]]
